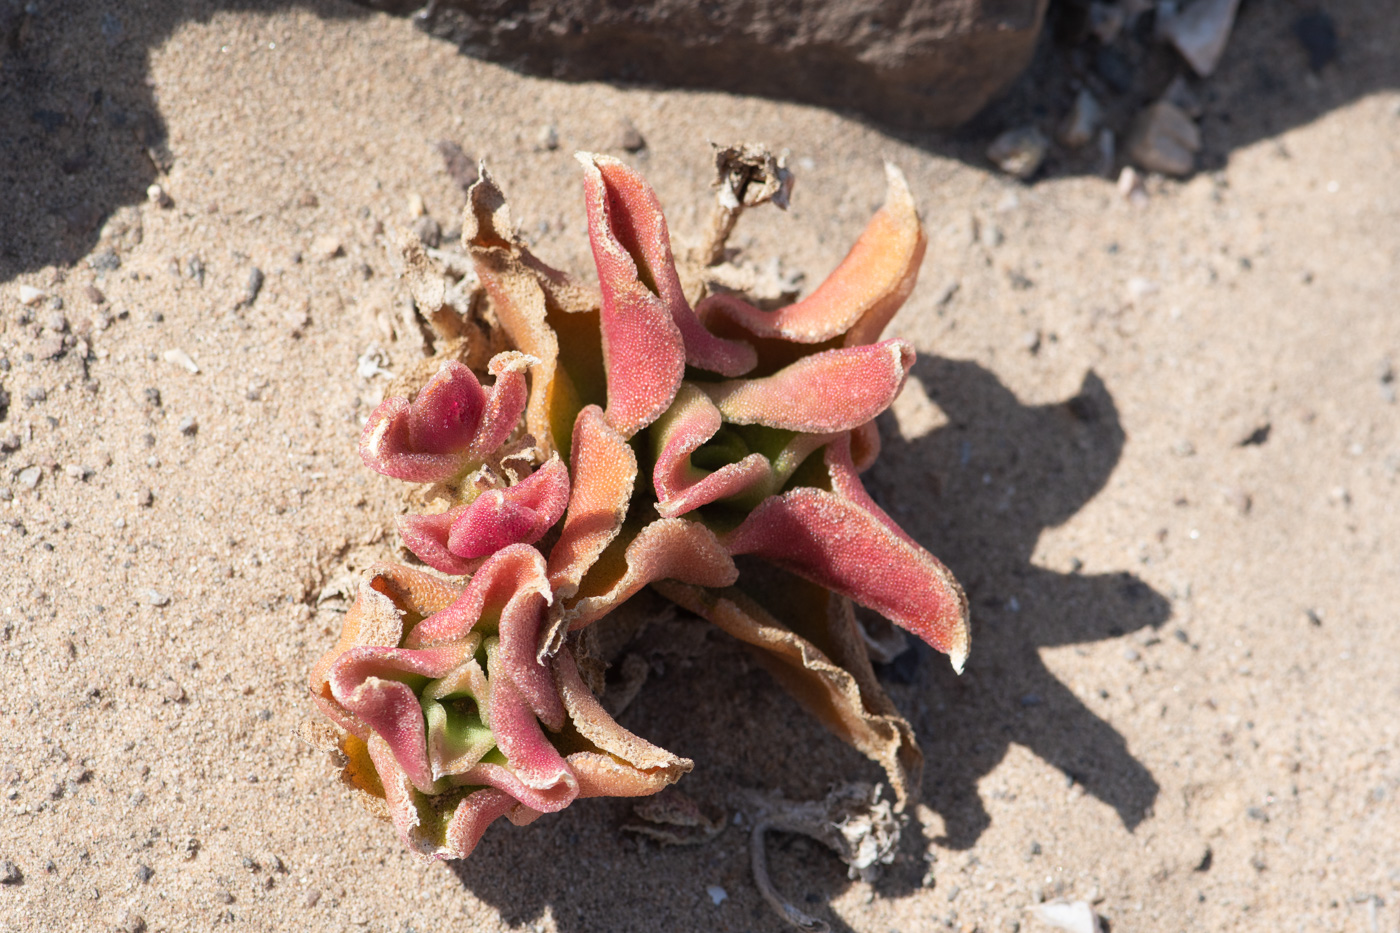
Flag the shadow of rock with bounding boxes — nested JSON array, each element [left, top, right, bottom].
[[864, 357, 1169, 848], [0, 0, 368, 284]]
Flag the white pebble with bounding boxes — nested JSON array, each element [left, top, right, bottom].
[[19, 285, 46, 306], [163, 348, 200, 374], [706, 885, 728, 906]]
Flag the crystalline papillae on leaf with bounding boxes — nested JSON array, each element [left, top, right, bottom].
[[309, 152, 968, 862]]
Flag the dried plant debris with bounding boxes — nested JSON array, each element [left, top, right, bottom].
[[741, 784, 902, 932], [308, 149, 969, 870]]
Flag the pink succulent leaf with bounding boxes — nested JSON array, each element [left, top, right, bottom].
[[464, 352, 533, 464], [328, 643, 473, 793], [404, 544, 564, 730], [698, 339, 916, 434], [408, 361, 487, 455], [547, 405, 637, 601], [359, 396, 467, 484], [722, 435, 971, 672], [399, 508, 479, 576], [696, 163, 926, 347], [447, 456, 571, 560], [651, 383, 773, 517], [359, 355, 531, 485], [471, 653, 577, 812], [580, 153, 757, 379], [560, 518, 738, 631], [368, 735, 516, 861], [579, 153, 688, 437], [440, 787, 521, 860], [310, 565, 460, 736]]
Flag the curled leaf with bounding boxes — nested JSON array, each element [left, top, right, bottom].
[[697, 163, 926, 347], [723, 435, 970, 671]]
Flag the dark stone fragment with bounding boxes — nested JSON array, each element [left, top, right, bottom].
[[1294, 10, 1337, 71]]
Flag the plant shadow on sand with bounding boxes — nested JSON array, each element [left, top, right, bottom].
[[445, 358, 1168, 931]]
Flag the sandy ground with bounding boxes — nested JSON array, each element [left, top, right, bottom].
[[2, 2, 1398, 932]]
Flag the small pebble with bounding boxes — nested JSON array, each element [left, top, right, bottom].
[[987, 126, 1048, 180], [36, 335, 65, 360], [163, 348, 199, 374], [18, 466, 42, 489], [302, 888, 322, 908], [117, 912, 147, 933], [309, 235, 343, 261], [1123, 648, 1141, 662], [537, 124, 559, 151], [143, 590, 171, 608], [89, 249, 121, 272], [64, 464, 94, 481], [1294, 10, 1337, 70], [137, 487, 154, 507], [162, 681, 186, 703], [1127, 101, 1201, 177], [1, 434, 19, 453], [45, 312, 69, 333], [706, 885, 728, 905], [85, 285, 106, 305], [178, 415, 198, 436], [242, 267, 264, 306], [24, 386, 47, 403], [1057, 90, 1103, 149], [19, 285, 46, 306], [615, 118, 645, 153], [0, 860, 20, 884], [144, 387, 162, 407], [146, 183, 173, 208], [135, 863, 154, 883]]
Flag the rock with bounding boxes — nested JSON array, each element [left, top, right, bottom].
[[436, 140, 478, 191], [1294, 10, 1337, 71], [309, 235, 343, 261], [411, 214, 442, 248], [18, 285, 45, 306], [1117, 166, 1147, 205], [987, 126, 1048, 179], [1159, 0, 1240, 77], [408, 0, 1047, 130], [1057, 90, 1103, 149], [0, 860, 21, 884], [24, 386, 47, 403], [88, 249, 121, 273], [1126, 101, 1200, 176], [84, 285, 106, 305], [17, 466, 42, 489], [536, 124, 559, 151], [44, 312, 68, 333], [242, 267, 264, 307], [1029, 900, 1104, 933], [614, 117, 646, 153], [146, 183, 174, 208], [134, 863, 154, 883], [142, 590, 171, 608], [36, 335, 66, 360], [178, 415, 198, 436], [1094, 45, 1134, 93], [1087, 2, 1124, 43], [163, 348, 199, 374], [137, 487, 154, 507], [116, 913, 146, 933], [1163, 75, 1203, 119]]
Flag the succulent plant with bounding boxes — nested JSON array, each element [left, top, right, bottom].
[[308, 150, 970, 861]]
